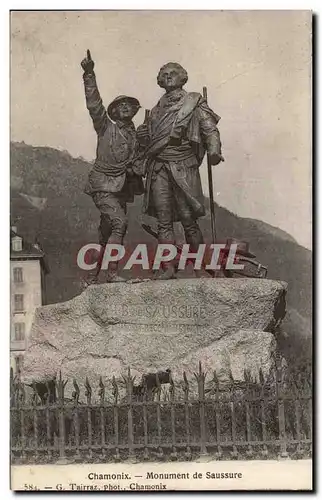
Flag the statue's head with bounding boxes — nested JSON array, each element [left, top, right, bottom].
[[107, 95, 141, 121], [157, 62, 188, 92]]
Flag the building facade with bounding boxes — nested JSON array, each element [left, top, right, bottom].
[[10, 227, 49, 373]]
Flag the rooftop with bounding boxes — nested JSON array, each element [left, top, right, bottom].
[[10, 228, 50, 273]]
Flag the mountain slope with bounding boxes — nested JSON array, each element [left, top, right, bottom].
[[10, 142, 312, 326]]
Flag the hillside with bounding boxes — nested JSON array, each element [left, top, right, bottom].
[[10, 142, 312, 331]]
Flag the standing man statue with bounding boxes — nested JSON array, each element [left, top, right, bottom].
[[137, 62, 224, 279], [81, 50, 144, 283]]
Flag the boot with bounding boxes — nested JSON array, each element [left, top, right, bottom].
[[194, 267, 217, 279], [106, 271, 127, 283], [83, 270, 99, 286], [85, 275, 99, 285], [83, 241, 106, 286], [105, 261, 126, 283], [154, 262, 177, 280]]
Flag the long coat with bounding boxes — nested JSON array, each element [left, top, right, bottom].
[[142, 89, 222, 220]]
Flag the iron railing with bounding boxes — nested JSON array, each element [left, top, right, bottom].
[[10, 362, 312, 464]]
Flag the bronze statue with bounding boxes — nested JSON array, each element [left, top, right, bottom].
[[81, 50, 144, 283], [138, 62, 224, 279]]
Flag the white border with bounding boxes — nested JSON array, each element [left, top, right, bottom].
[[1, 2, 318, 498]]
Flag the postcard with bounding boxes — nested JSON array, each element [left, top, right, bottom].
[[10, 10, 312, 491]]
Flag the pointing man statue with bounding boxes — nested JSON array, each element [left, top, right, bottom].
[[137, 62, 224, 279], [81, 50, 144, 283]]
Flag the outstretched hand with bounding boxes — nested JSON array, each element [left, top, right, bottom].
[[81, 49, 95, 74]]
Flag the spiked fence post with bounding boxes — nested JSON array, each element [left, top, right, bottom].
[[244, 369, 254, 458], [194, 362, 208, 457], [306, 369, 312, 456], [155, 372, 163, 460], [125, 367, 135, 462], [142, 377, 149, 461], [276, 359, 289, 459], [10, 367, 15, 407], [302, 370, 312, 456], [290, 372, 303, 458], [10, 369, 17, 461], [44, 381, 53, 461], [112, 376, 120, 461], [98, 377, 106, 461], [72, 379, 81, 461], [18, 375, 26, 462], [56, 371, 68, 464], [169, 372, 177, 460], [229, 370, 238, 459], [31, 382, 39, 461], [259, 368, 268, 458], [307, 371, 312, 455], [85, 377, 93, 460], [213, 370, 222, 459], [183, 371, 192, 460]]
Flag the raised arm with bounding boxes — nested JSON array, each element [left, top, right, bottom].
[[81, 50, 108, 136]]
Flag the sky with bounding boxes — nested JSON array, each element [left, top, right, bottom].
[[10, 10, 312, 249]]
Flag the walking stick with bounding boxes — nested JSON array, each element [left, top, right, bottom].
[[143, 109, 150, 148], [203, 86, 217, 243], [144, 108, 150, 124]]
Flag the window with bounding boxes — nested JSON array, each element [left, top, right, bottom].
[[12, 236, 22, 252], [14, 323, 25, 341], [13, 267, 23, 283], [14, 294, 24, 312], [15, 355, 24, 373]]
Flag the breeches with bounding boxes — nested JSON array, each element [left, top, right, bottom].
[[92, 191, 128, 245], [150, 166, 203, 249]]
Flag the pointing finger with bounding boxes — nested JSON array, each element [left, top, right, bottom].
[[87, 49, 92, 61]]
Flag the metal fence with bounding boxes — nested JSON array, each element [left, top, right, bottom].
[[10, 362, 312, 464]]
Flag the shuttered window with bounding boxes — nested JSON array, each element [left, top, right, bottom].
[[14, 323, 25, 341], [13, 268, 23, 283], [15, 355, 24, 373], [14, 294, 24, 312]]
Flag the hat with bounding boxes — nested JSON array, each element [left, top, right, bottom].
[[223, 238, 256, 259], [107, 95, 141, 120]]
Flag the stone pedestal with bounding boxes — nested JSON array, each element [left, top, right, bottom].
[[21, 278, 287, 396]]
